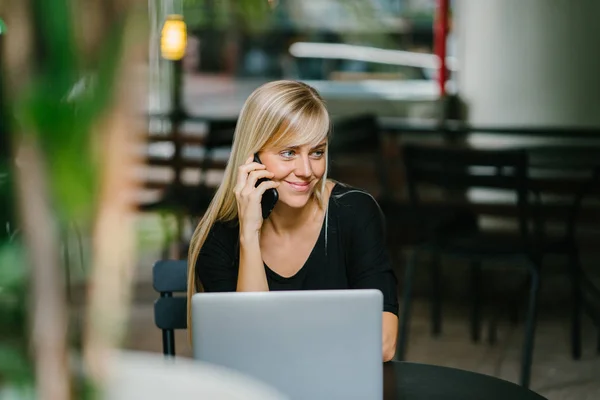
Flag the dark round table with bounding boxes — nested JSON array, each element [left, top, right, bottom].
[[384, 362, 548, 400]]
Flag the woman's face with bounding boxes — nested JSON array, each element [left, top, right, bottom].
[[258, 140, 327, 209]]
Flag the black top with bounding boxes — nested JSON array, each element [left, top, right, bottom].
[[384, 362, 548, 400], [196, 183, 399, 315]]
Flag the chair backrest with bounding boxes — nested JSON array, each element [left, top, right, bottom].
[[197, 118, 237, 181], [205, 119, 238, 149], [328, 114, 392, 198], [329, 114, 381, 153], [402, 144, 531, 239], [183, 119, 236, 215], [143, 118, 236, 192], [525, 145, 600, 241], [153, 259, 188, 356]]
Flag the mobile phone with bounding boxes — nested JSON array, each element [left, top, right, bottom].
[[253, 153, 279, 219]]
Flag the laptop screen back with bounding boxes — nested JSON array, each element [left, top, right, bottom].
[[191, 289, 383, 400]]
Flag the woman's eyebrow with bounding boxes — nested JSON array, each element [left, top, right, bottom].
[[311, 142, 327, 150]]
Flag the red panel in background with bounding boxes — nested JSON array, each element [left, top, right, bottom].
[[434, 0, 450, 97]]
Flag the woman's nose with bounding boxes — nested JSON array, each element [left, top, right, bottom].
[[295, 155, 313, 177]]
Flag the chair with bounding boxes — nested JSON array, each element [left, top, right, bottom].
[[178, 118, 237, 221], [526, 149, 600, 359], [153, 259, 188, 356], [328, 113, 393, 199], [397, 144, 540, 389], [140, 119, 237, 257], [569, 167, 600, 356]]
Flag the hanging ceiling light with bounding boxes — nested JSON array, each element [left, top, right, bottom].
[[161, 14, 187, 61]]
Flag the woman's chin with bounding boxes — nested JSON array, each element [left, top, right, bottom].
[[276, 192, 313, 210], [277, 198, 309, 210]]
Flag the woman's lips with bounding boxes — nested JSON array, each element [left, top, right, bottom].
[[285, 181, 311, 192]]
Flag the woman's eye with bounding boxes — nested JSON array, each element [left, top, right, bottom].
[[311, 150, 325, 158], [280, 150, 295, 158]]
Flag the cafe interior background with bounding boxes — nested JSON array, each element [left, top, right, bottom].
[[1, 0, 600, 398]]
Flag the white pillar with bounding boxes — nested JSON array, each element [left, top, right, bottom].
[[148, 0, 182, 116], [456, 0, 600, 128], [148, 0, 184, 135]]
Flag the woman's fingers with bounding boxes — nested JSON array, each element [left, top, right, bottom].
[[253, 180, 280, 198], [235, 160, 265, 194], [243, 169, 274, 192], [234, 156, 278, 234]]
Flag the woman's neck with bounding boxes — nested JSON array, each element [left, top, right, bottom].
[[266, 197, 322, 235]]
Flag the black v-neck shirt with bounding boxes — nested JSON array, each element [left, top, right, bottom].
[[195, 183, 399, 315]]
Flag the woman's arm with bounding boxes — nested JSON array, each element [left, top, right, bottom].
[[382, 312, 398, 362], [196, 225, 268, 292], [341, 190, 400, 362], [237, 232, 269, 291]]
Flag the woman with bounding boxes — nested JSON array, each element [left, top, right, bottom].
[[187, 80, 399, 361]]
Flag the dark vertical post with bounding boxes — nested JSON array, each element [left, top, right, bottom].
[[171, 58, 183, 187], [470, 261, 482, 342], [171, 57, 185, 256], [160, 292, 176, 356]]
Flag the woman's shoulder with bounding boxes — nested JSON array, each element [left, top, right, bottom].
[[330, 182, 381, 210], [328, 182, 386, 236], [204, 219, 239, 245]]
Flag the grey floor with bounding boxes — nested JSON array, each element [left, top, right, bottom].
[[124, 285, 600, 400]]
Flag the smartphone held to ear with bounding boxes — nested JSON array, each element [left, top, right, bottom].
[[254, 153, 279, 219]]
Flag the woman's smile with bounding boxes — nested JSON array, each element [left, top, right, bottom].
[[285, 180, 312, 192]]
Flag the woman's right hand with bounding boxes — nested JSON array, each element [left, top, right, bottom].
[[234, 155, 280, 239]]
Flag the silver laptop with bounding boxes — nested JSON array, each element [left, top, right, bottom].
[[191, 289, 383, 400]]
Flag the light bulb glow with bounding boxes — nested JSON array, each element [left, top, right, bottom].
[[161, 15, 187, 61]]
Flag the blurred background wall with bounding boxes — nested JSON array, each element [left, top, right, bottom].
[[457, 0, 600, 128]]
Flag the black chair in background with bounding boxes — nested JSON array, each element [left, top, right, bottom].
[[182, 119, 237, 221], [153, 259, 188, 356], [140, 119, 237, 257], [397, 144, 540, 389], [526, 149, 600, 359], [571, 166, 600, 356], [328, 113, 393, 199]]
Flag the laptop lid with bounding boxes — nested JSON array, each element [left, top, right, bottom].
[[191, 289, 383, 400]]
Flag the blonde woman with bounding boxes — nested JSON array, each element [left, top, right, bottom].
[[187, 80, 399, 361]]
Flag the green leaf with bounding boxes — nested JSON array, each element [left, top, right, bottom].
[[0, 244, 26, 289], [13, 13, 131, 224], [0, 243, 27, 338], [0, 344, 33, 385], [31, 0, 78, 94]]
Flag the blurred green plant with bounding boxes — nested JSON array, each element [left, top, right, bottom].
[[0, 0, 138, 398], [19, 3, 125, 223], [0, 9, 31, 396], [0, 242, 30, 387]]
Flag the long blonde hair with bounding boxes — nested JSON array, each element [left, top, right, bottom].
[[186, 80, 331, 330]]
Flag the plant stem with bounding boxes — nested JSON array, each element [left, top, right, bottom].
[[14, 135, 71, 400]]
